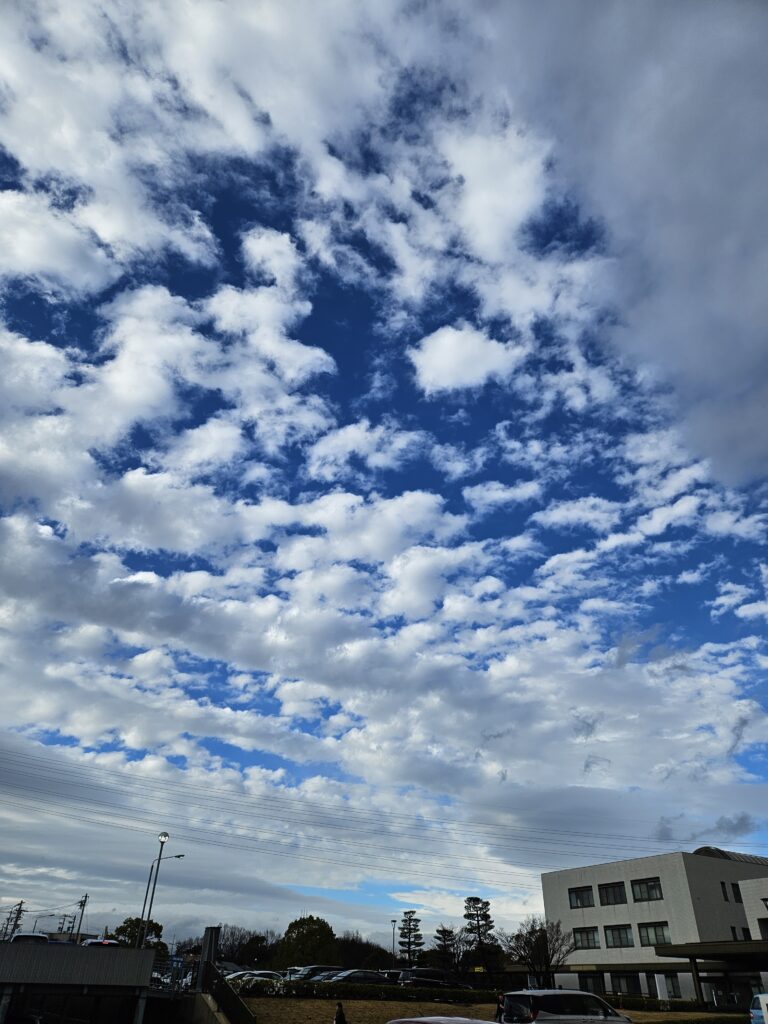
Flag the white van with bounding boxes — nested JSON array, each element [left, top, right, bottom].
[[502, 990, 631, 1024]]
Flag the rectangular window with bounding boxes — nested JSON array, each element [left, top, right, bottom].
[[610, 973, 641, 995], [665, 974, 681, 999], [599, 882, 627, 906], [721, 881, 730, 901], [569, 885, 595, 909], [742, 927, 751, 941], [574, 927, 600, 949], [631, 877, 663, 902], [578, 973, 605, 995], [731, 926, 738, 940], [638, 921, 671, 946], [732, 882, 743, 903], [605, 924, 634, 948]]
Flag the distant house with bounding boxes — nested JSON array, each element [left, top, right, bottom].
[[542, 846, 768, 1003]]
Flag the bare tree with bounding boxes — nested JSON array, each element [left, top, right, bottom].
[[497, 916, 575, 988]]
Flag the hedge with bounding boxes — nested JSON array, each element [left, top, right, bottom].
[[233, 978, 497, 1002]]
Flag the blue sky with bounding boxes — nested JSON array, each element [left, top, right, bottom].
[[1, 0, 767, 945]]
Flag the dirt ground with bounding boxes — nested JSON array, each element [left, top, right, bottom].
[[242, 998, 746, 1024]]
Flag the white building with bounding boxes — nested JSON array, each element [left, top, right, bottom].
[[541, 846, 768, 1002]]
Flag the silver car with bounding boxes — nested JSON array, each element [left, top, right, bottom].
[[502, 990, 630, 1024]]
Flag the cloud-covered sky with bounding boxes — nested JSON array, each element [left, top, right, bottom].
[[1, 0, 767, 945]]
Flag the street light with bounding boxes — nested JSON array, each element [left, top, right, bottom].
[[391, 918, 397, 969], [136, 832, 184, 948], [32, 913, 56, 934]]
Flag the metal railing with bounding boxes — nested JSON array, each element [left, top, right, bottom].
[[203, 963, 255, 1024]]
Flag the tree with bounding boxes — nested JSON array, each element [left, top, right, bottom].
[[431, 924, 457, 974], [398, 910, 424, 966], [217, 924, 262, 963], [239, 929, 281, 966], [336, 930, 391, 969], [463, 897, 496, 971], [109, 916, 168, 956], [277, 915, 337, 967], [497, 916, 575, 988]]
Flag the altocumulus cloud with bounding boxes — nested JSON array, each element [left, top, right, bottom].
[[0, 0, 767, 944]]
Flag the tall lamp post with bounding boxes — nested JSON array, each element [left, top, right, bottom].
[[391, 918, 397, 969], [137, 832, 184, 948]]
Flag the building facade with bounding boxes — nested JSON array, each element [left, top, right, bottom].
[[541, 846, 768, 1001]]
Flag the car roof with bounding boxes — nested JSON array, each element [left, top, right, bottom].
[[504, 991, 602, 997], [388, 1018, 491, 1024]]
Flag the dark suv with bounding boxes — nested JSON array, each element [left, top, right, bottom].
[[503, 990, 630, 1024]]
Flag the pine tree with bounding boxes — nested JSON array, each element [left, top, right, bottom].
[[463, 897, 495, 971], [433, 923, 457, 973], [398, 909, 424, 966]]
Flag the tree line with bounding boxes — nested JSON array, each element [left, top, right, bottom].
[[162, 896, 575, 985]]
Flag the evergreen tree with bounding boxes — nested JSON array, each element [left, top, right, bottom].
[[432, 923, 457, 973], [398, 909, 424, 966], [463, 897, 495, 971]]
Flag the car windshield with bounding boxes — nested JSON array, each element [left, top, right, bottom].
[[503, 995, 532, 1021]]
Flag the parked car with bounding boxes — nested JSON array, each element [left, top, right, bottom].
[[9, 933, 48, 944], [81, 938, 120, 946], [398, 968, 456, 987], [750, 995, 767, 1024], [291, 964, 343, 981], [388, 1018, 488, 1024], [312, 971, 343, 982], [328, 970, 397, 985], [502, 990, 630, 1024]]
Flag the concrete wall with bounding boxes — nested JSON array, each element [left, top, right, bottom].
[[542, 851, 694, 968], [740, 876, 768, 942], [0, 944, 155, 986], [682, 855, 768, 942]]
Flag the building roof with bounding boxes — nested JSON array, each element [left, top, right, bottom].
[[693, 845, 768, 866]]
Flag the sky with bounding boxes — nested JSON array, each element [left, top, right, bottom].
[[1, 0, 768, 949]]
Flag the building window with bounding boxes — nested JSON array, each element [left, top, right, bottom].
[[758, 918, 768, 940], [742, 927, 751, 941], [731, 926, 738, 940], [605, 924, 634, 948], [569, 885, 595, 909], [578, 973, 605, 995], [610, 973, 641, 995], [665, 973, 681, 998], [721, 881, 729, 901], [732, 882, 743, 903], [632, 877, 663, 902], [638, 921, 671, 946], [574, 927, 600, 949], [599, 881, 627, 906]]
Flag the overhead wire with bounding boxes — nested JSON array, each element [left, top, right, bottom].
[[1, 745, 765, 895], [3, 746, 751, 853]]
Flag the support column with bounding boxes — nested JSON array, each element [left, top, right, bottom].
[[689, 957, 704, 1005], [0, 986, 13, 1024], [132, 990, 147, 1024]]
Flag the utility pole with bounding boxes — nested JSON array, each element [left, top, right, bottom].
[[5, 901, 25, 939], [74, 894, 88, 943]]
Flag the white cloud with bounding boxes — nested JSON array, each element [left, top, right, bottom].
[[531, 496, 623, 534], [635, 495, 700, 537], [306, 419, 425, 482], [0, 191, 118, 293], [408, 325, 526, 395], [463, 480, 542, 516]]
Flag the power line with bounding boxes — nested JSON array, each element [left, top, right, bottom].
[[2, 746, 746, 855]]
